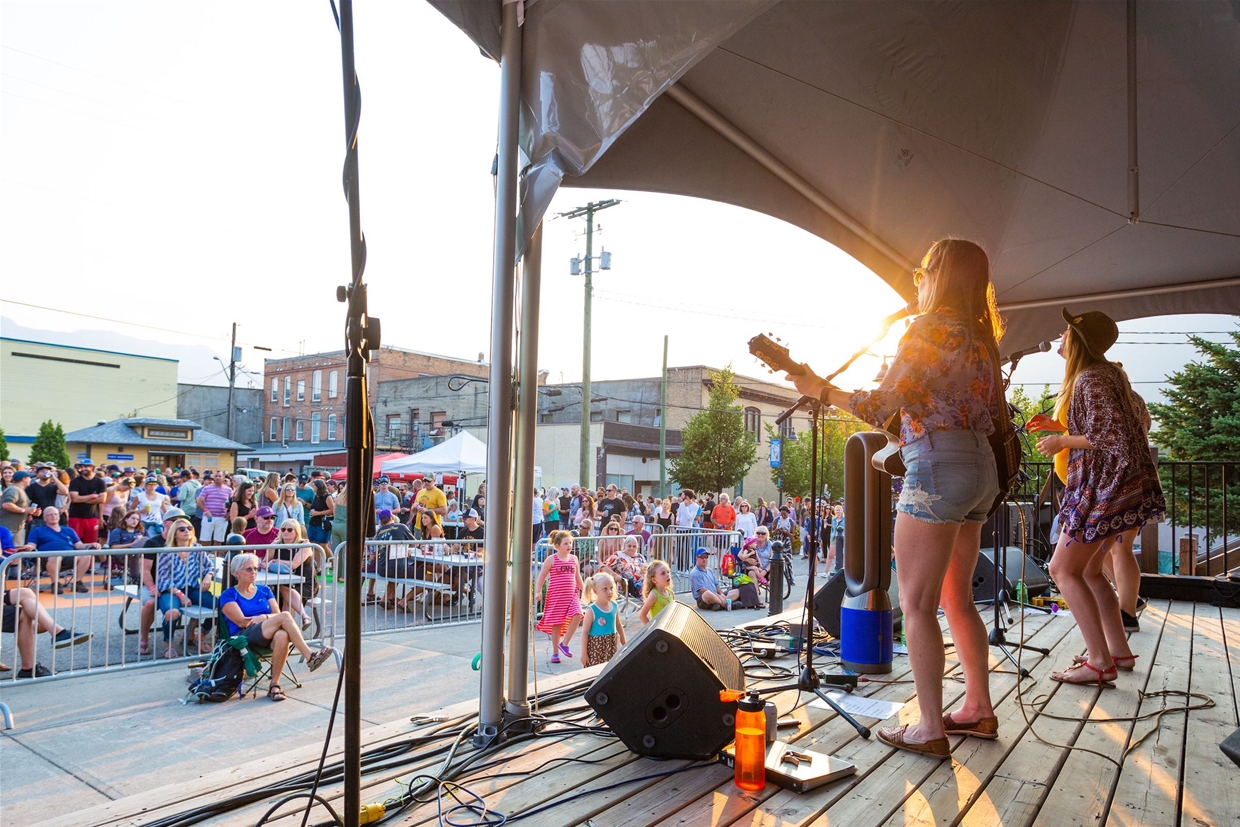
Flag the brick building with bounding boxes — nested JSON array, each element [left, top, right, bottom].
[[260, 346, 490, 451]]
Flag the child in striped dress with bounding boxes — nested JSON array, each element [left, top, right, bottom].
[[535, 529, 584, 664], [580, 572, 626, 667]]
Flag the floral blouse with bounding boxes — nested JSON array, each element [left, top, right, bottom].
[[850, 312, 997, 447]]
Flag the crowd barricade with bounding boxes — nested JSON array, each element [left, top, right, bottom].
[[326, 537, 484, 650], [0, 542, 324, 686], [566, 525, 740, 596]]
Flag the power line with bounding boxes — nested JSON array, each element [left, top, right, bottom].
[[0, 44, 193, 105]]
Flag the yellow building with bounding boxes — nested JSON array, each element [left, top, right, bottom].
[[64, 418, 248, 473], [1, 338, 178, 450]]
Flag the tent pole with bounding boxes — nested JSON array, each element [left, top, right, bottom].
[[506, 223, 542, 724], [476, 0, 521, 746], [665, 84, 914, 273]]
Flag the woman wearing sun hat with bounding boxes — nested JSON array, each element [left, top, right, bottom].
[[1036, 308, 1165, 687]]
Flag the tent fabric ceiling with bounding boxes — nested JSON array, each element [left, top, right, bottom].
[[430, 0, 1240, 351]]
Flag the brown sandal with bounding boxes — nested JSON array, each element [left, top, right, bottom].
[[942, 712, 999, 740], [876, 724, 951, 760], [267, 684, 287, 702], [1051, 660, 1117, 687]]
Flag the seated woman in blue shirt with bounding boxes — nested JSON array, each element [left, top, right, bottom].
[[219, 552, 334, 701]]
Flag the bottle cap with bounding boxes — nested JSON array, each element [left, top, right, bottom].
[[737, 691, 764, 712]]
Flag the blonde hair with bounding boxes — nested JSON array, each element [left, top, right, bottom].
[[584, 570, 615, 603], [548, 529, 574, 548], [917, 238, 1004, 344], [1054, 326, 1141, 425], [642, 559, 670, 600], [166, 519, 196, 547]]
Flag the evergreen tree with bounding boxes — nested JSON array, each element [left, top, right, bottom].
[[670, 366, 756, 494], [1148, 330, 1240, 539], [28, 420, 71, 469], [0, 427, 9, 462]]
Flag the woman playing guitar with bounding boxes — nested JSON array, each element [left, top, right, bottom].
[[787, 238, 1006, 761]]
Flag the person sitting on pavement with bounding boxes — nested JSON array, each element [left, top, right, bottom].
[[737, 526, 774, 584], [28, 507, 98, 594], [2, 582, 91, 677], [219, 552, 334, 702], [601, 535, 647, 599], [155, 518, 215, 658], [690, 548, 740, 611]]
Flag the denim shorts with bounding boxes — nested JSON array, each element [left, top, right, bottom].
[[897, 429, 998, 525]]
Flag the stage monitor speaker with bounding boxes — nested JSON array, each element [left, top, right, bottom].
[[584, 601, 743, 759], [814, 569, 902, 640], [972, 546, 1049, 602], [1221, 726, 1240, 768]]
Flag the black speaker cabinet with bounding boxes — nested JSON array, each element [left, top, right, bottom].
[[814, 569, 902, 639], [584, 601, 743, 759], [1221, 726, 1240, 768], [972, 546, 1050, 601]]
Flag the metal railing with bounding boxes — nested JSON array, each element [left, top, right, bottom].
[[1008, 459, 1239, 579], [0, 542, 324, 686]]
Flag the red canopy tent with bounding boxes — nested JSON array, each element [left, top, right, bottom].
[[330, 452, 416, 482]]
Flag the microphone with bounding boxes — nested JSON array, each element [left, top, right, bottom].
[[1003, 341, 1052, 361], [879, 299, 920, 330]]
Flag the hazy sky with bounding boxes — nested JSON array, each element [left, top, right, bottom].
[[2, 1, 1235, 405]]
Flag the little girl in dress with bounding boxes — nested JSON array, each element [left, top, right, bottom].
[[534, 529, 584, 664], [579, 572, 626, 668]]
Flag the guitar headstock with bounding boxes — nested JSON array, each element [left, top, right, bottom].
[[748, 333, 802, 376]]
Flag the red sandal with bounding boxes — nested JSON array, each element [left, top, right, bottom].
[[1073, 653, 1137, 671], [1051, 660, 1117, 688]]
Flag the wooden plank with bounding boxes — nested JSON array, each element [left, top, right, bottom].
[[42, 665, 602, 827], [979, 609, 1102, 827], [875, 610, 1079, 827], [1106, 600, 1194, 827], [1033, 600, 1167, 827], [1220, 606, 1240, 727], [1178, 605, 1240, 827]]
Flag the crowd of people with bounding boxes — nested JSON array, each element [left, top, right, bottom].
[[1, 461, 337, 686]]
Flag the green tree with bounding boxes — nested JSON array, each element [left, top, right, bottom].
[[28, 420, 71, 469], [1148, 330, 1240, 539], [768, 416, 866, 502], [0, 427, 9, 462], [1008, 384, 1058, 499], [670, 365, 756, 494]]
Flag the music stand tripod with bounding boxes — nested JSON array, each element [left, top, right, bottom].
[[752, 394, 871, 738]]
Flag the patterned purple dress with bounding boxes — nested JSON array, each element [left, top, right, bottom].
[[1059, 365, 1165, 544]]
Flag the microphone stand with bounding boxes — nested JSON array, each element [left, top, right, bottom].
[[979, 355, 1049, 679], [765, 396, 870, 738]]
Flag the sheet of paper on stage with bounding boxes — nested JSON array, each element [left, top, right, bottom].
[[811, 693, 905, 720]]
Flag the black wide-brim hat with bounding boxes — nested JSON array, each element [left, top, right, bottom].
[[1062, 307, 1119, 360]]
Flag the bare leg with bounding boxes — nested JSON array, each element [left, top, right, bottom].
[[891, 512, 959, 743], [74, 555, 91, 586], [269, 629, 290, 686], [1048, 535, 1114, 675], [140, 599, 156, 650], [258, 611, 314, 661], [1083, 546, 1133, 661], [562, 614, 583, 648], [938, 521, 995, 722], [1106, 532, 1142, 616]]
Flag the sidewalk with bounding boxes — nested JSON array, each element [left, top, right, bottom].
[[0, 556, 820, 823]]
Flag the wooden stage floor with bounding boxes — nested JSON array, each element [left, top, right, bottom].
[[45, 599, 1240, 827]]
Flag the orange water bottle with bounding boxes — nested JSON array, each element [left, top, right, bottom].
[[733, 692, 767, 791]]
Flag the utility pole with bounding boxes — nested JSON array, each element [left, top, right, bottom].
[[659, 335, 667, 497], [560, 198, 619, 487], [226, 322, 238, 441]]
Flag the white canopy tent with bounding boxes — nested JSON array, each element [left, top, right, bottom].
[[430, 0, 1240, 352], [380, 431, 540, 481]]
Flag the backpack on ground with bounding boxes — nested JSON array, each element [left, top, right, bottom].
[[186, 637, 249, 703]]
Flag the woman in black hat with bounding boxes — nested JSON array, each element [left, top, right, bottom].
[[1036, 308, 1165, 687]]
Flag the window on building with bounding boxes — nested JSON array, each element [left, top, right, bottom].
[[591, 411, 604, 422], [327, 414, 337, 441], [329, 370, 338, 398], [283, 376, 291, 407], [387, 414, 402, 439], [744, 407, 761, 443], [271, 378, 278, 403], [296, 420, 304, 441], [540, 413, 553, 424], [269, 417, 277, 440], [312, 370, 322, 402], [310, 412, 321, 444], [297, 379, 305, 402], [616, 410, 632, 423], [282, 417, 291, 442], [779, 419, 795, 441]]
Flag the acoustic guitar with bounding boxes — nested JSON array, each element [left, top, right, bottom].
[[747, 333, 905, 476]]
